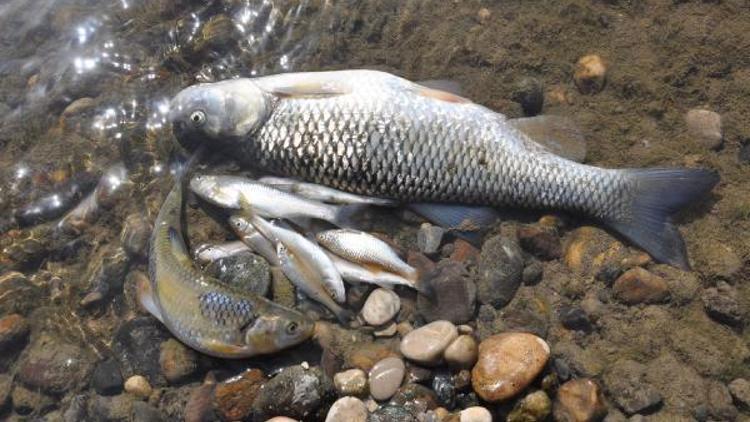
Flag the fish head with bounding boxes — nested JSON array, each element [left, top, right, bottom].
[[190, 175, 240, 208], [242, 309, 314, 353], [228, 214, 252, 235], [169, 79, 269, 151]]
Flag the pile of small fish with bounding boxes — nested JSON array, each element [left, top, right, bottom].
[[140, 172, 423, 358], [193, 174, 421, 322]]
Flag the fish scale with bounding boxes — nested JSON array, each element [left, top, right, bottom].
[[248, 87, 625, 222]]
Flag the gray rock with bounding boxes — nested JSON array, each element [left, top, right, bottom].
[[729, 378, 750, 409], [369, 404, 418, 422], [131, 401, 165, 422], [17, 332, 94, 395], [0, 313, 29, 351], [432, 370, 456, 409], [702, 282, 744, 327], [559, 306, 593, 333], [417, 223, 445, 255], [369, 357, 405, 401], [476, 235, 524, 308], [91, 358, 123, 396], [417, 260, 476, 324], [603, 359, 662, 415], [205, 251, 271, 296], [739, 141, 750, 164], [252, 365, 335, 421], [706, 380, 738, 421], [112, 317, 171, 386], [522, 260, 543, 285], [87, 393, 137, 422], [507, 391, 552, 422], [513, 77, 544, 116], [389, 383, 439, 417]]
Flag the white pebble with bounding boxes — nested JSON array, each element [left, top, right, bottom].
[[361, 288, 400, 326]]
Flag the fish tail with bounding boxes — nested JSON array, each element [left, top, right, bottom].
[[333, 204, 368, 227], [606, 168, 718, 270]]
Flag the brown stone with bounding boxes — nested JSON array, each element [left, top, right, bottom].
[[450, 239, 480, 264], [159, 339, 198, 384], [213, 369, 265, 421], [554, 378, 607, 422], [471, 333, 550, 402], [185, 383, 215, 422], [517, 225, 562, 260], [612, 267, 669, 304]]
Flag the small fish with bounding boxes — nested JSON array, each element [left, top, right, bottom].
[[144, 182, 314, 358], [316, 229, 417, 281], [230, 214, 347, 304], [324, 250, 417, 290], [258, 176, 398, 206], [193, 241, 251, 264], [170, 69, 719, 269], [227, 221, 281, 266], [190, 174, 362, 226]]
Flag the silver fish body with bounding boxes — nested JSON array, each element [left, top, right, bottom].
[[258, 176, 398, 206], [190, 174, 359, 226], [171, 70, 719, 269], [325, 250, 417, 290], [230, 214, 346, 304], [316, 229, 416, 280], [193, 241, 251, 265], [145, 183, 313, 358]]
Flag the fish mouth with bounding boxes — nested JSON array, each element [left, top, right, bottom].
[[172, 121, 204, 152]]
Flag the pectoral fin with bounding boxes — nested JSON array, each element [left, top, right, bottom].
[[136, 275, 164, 323]]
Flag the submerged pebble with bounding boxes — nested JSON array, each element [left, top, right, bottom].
[[0, 313, 29, 349], [400, 320, 458, 365], [325, 396, 368, 422], [507, 390, 552, 421], [17, 333, 94, 394], [369, 356, 405, 401], [418, 223, 445, 255], [476, 235, 524, 308], [124, 375, 152, 399], [513, 77, 544, 116], [701, 281, 744, 327], [91, 358, 124, 396], [471, 332, 550, 402], [417, 260, 476, 324], [460, 406, 493, 422], [205, 251, 271, 297], [685, 108, 723, 150], [251, 365, 334, 421], [334, 368, 368, 397], [554, 378, 607, 422], [729, 378, 750, 409], [362, 288, 401, 326], [612, 267, 669, 305], [443, 335, 478, 369], [574, 54, 607, 94], [159, 339, 199, 384]]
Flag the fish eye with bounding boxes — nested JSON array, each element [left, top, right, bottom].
[[189, 110, 206, 127], [286, 321, 299, 335]]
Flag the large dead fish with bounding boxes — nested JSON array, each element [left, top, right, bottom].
[[169, 70, 718, 269]]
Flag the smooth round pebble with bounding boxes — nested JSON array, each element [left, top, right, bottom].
[[333, 368, 368, 397], [443, 335, 478, 369], [460, 406, 493, 422], [325, 396, 368, 422], [554, 378, 607, 422], [471, 332, 550, 402], [265, 418, 299, 422], [369, 357, 405, 401], [685, 108, 722, 150], [362, 288, 400, 326], [124, 375, 152, 399], [400, 320, 458, 365], [374, 322, 398, 337]]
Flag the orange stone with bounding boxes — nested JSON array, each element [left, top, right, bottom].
[[212, 369, 265, 421], [612, 267, 669, 304], [554, 378, 607, 422]]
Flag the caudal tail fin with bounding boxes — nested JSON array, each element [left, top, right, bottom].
[[607, 168, 718, 270]]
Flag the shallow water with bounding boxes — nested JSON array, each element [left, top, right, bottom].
[[0, 0, 748, 420]]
